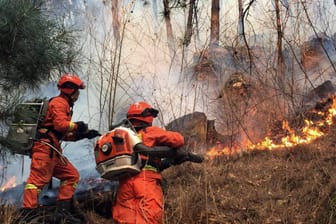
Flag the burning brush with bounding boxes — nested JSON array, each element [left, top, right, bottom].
[[207, 95, 336, 159]]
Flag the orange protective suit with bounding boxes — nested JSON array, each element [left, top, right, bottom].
[[23, 93, 82, 208], [112, 126, 184, 224]]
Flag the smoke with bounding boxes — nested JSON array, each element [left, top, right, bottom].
[[3, 0, 336, 191]]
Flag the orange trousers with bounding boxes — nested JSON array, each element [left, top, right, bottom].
[[22, 141, 79, 208], [112, 170, 163, 224]]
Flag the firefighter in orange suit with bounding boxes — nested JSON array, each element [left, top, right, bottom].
[[22, 74, 100, 222], [112, 101, 185, 224]]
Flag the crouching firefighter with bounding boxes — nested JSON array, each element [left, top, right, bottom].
[[94, 101, 204, 224], [21, 74, 101, 223]]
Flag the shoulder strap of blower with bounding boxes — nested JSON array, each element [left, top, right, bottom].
[[103, 119, 175, 159]]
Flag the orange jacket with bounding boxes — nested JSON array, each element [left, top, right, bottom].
[[41, 94, 78, 141], [139, 126, 184, 148]]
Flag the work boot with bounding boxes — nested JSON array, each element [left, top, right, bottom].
[[52, 200, 85, 224]]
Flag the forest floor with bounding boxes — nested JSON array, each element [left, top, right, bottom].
[[62, 121, 336, 223], [2, 125, 336, 223]]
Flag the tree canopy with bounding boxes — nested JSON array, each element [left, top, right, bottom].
[[0, 0, 78, 93]]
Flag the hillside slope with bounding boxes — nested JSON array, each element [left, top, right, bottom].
[[2, 126, 336, 224], [162, 125, 336, 224]]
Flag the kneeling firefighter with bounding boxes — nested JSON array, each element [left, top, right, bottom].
[[110, 101, 204, 224], [21, 74, 101, 223]]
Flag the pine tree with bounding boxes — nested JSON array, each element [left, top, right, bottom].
[[0, 0, 78, 92]]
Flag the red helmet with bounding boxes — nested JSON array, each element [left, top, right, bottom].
[[127, 101, 159, 124], [57, 74, 85, 95]]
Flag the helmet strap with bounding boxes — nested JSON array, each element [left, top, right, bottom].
[[70, 89, 80, 102], [60, 91, 75, 106]]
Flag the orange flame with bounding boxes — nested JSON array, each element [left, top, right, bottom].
[[207, 97, 336, 159], [207, 145, 231, 158], [1, 176, 17, 192]]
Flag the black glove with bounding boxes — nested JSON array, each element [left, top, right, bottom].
[[76, 130, 101, 140], [85, 130, 101, 139], [171, 149, 204, 165], [75, 121, 88, 133]]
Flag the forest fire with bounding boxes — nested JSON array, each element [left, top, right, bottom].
[[1, 176, 17, 192], [207, 96, 336, 159]]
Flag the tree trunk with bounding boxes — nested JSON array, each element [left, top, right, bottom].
[[183, 0, 196, 47], [210, 0, 220, 48], [237, 0, 244, 45], [111, 0, 120, 43], [163, 0, 175, 56], [275, 0, 283, 88]]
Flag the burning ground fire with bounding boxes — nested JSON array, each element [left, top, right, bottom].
[[1, 176, 17, 192], [207, 96, 336, 159], [1, 98, 336, 191]]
